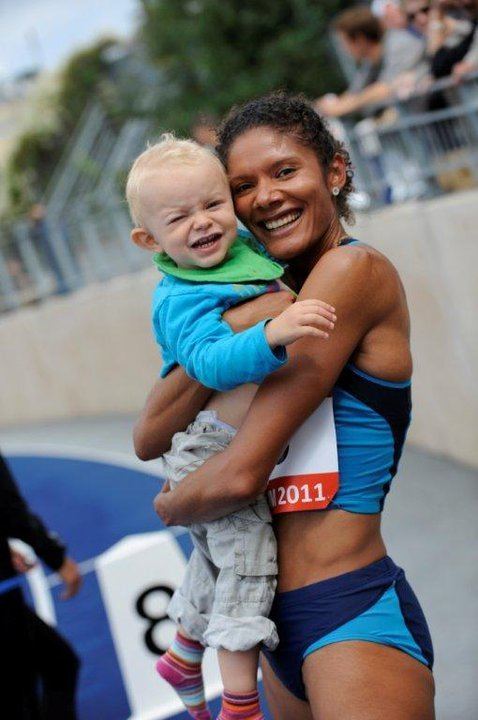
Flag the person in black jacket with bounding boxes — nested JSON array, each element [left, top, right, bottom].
[[0, 451, 82, 719]]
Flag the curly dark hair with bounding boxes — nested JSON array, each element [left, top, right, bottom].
[[217, 92, 355, 224]]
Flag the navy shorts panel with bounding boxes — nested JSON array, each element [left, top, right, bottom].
[[395, 573, 434, 667], [262, 556, 433, 700]]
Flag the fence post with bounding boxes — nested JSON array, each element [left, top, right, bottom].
[[45, 215, 82, 291], [0, 237, 21, 311], [12, 222, 52, 300]]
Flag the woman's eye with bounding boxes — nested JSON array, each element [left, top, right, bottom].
[[277, 167, 295, 178], [233, 183, 252, 195]]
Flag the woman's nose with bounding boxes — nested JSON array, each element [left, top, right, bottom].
[[253, 181, 282, 209]]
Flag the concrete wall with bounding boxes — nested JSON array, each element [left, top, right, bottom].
[[0, 270, 160, 421], [353, 190, 477, 467], [1, 189, 477, 466]]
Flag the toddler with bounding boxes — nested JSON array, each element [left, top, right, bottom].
[[126, 134, 335, 720]]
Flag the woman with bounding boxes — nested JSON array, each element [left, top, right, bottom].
[[135, 94, 435, 719]]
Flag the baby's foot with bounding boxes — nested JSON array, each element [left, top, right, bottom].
[[217, 690, 264, 719], [156, 631, 211, 720]]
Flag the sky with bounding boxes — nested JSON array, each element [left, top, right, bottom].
[[0, 0, 140, 79]]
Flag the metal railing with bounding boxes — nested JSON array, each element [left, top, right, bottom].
[[0, 202, 151, 312], [0, 99, 155, 313], [341, 71, 478, 208]]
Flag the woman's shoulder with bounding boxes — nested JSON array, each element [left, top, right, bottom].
[[310, 240, 375, 285], [317, 240, 400, 285], [303, 240, 405, 325]]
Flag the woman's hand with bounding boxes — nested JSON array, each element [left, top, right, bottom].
[[153, 480, 172, 525], [133, 371, 213, 460]]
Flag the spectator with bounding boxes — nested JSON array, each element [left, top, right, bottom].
[[316, 6, 425, 117], [404, 0, 476, 78], [28, 203, 69, 295], [451, 0, 478, 77], [190, 113, 218, 149], [0, 451, 82, 719], [373, 0, 407, 29]]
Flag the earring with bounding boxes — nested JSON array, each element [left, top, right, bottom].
[[331, 186, 340, 196]]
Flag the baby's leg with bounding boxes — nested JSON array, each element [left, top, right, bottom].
[[157, 531, 215, 720], [217, 647, 264, 720], [156, 626, 211, 720], [157, 415, 235, 719], [204, 500, 278, 720], [218, 646, 260, 693]]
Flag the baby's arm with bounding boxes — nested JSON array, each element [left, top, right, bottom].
[[265, 298, 335, 347], [158, 291, 335, 392], [134, 291, 296, 460]]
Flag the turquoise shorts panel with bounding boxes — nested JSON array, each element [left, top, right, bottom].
[[303, 583, 428, 665]]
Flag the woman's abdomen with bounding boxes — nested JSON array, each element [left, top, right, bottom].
[[275, 510, 386, 592]]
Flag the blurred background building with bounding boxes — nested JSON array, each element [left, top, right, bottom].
[[0, 1, 477, 719]]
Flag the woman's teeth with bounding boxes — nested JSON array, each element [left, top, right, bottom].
[[264, 211, 301, 231]]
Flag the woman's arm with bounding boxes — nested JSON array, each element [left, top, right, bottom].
[[133, 370, 212, 460], [133, 290, 296, 460], [154, 248, 384, 525]]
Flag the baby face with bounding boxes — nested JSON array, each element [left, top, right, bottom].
[[139, 157, 237, 269]]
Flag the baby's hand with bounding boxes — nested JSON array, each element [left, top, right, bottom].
[[265, 299, 336, 348]]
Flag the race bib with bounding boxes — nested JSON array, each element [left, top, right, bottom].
[[267, 398, 339, 515]]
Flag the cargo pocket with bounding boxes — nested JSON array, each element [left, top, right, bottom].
[[233, 495, 272, 524], [233, 520, 277, 577]]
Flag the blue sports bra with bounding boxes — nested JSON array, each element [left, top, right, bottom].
[[330, 238, 411, 513], [331, 362, 411, 513]]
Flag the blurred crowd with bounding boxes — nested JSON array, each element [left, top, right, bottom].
[[315, 0, 478, 119]]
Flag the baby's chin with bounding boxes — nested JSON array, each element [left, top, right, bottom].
[[195, 249, 229, 268]]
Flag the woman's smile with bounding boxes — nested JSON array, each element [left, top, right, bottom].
[[260, 209, 303, 234]]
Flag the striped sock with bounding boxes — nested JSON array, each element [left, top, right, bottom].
[[217, 690, 264, 719], [156, 631, 211, 720]]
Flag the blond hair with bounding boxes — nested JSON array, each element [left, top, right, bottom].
[[125, 132, 225, 226]]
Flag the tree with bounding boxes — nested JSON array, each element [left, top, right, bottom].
[[5, 38, 118, 214], [56, 38, 117, 132], [139, 0, 351, 131]]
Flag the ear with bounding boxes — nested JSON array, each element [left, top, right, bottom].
[[131, 227, 162, 253], [327, 153, 347, 193]]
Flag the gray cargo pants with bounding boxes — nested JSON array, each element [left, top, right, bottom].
[[160, 411, 278, 651]]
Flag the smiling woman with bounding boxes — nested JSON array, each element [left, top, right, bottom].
[[136, 94, 435, 720]]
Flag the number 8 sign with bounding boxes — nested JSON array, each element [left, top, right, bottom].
[[97, 532, 223, 720]]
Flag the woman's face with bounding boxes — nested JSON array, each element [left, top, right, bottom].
[[227, 127, 343, 263]]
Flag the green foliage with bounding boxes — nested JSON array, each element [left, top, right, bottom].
[[56, 38, 117, 132], [139, 0, 350, 131], [5, 128, 60, 214], [5, 38, 117, 214]]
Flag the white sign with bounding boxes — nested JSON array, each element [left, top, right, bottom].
[[96, 531, 223, 720]]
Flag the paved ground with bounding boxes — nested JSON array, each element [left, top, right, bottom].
[[1, 416, 477, 720]]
